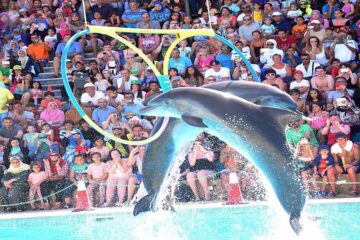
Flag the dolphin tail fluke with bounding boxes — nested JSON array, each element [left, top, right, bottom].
[[133, 192, 155, 216], [290, 213, 303, 235]]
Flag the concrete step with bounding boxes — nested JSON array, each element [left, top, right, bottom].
[[37, 72, 57, 79], [48, 57, 96, 65]]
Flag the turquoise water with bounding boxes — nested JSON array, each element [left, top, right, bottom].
[[1, 201, 359, 240]]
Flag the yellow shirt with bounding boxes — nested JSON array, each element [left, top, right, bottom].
[[0, 88, 14, 113], [253, 10, 263, 23]]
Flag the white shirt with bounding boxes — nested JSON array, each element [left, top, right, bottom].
[[105, 93, 124, 104], [332, 40, 358, 63], [116, 76, 138, 92], [205, 67, 231, 81], [231, 47, 251, 60], [80, 91, 105, 105], [290, 79, 310, 90], [295, 61, 320, 79]]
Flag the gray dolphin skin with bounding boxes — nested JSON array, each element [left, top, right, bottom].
[[134, 82, 299, 218], [138, 86, 306, 235]]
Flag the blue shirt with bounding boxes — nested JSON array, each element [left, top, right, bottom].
[[122, 104, 144, 123], [313, 155, 335, 168], [322, 4, 339, 20], [56, 41, 83, 56], [216, 53, 233, 72], [92, 106, 117, 126], [168, 56, 193, 74], [122, 9, 147, 28]]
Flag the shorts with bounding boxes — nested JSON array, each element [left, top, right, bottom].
[[86, 38, 104, 48], [298, 162, 313, 172], [339, 165, 360, 174]]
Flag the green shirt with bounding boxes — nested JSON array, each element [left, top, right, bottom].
[[286, 124, 318, 148]]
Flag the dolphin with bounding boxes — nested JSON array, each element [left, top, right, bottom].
[[134, 82, 298, 217], [139, 86, 306, 235]]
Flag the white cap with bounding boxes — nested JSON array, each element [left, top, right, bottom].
[[311, 20, 321, 24], [272, 12, 282, 16], [84, 83, 95, 88]]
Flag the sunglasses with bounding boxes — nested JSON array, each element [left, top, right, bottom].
[[267, 43, 274, 46], [266, 73, 276, 76]]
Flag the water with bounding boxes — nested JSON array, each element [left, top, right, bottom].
[[1, 199, 359, 240]]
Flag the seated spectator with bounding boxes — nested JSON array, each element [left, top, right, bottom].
[[90, 136, 110, 162], [87, 152, 108, 207], [0, 117, 23, 144], [79, 119, 100, 147], [308, 102, 329, 144], [217, 6, 237, 28], [3, 137, 30, 169], [116, 69, 138, 93], [105, 124, 130, 158], [238, 16, 260, 42], [103, 149, 132, 207], [309, 10, 329, 29], [321, 113, 350, 146], [1, 156, 30, 211], [121, 0, 146, 28], [304, 19, 326, 43], [327, 77, 354, 109], [290, 89, 306, 113], [65, 104, 92, 127], [204, 60, 230, 82], [80, 83, 105, 109], [149, 2, 171, 25], [124, 54, 144, 79], [312, 145, 337, 198], [130, 80, 145, 104], [183, 66, 204, 87], [29, 81, 44, 106], [23, 125, 39, 159], [119, 92, 143, 123], [168, 48, 192, 75], [8, 100, 34, 125], [40, 102, 65, 128], [42, 151, 72, 209], [329, 30, 358, 64], [193, 46, 214, 75], [336, 65, 358, 89], [91, 98, 117, 126], [260, 39, 284, 68], [310, 66, 335, 97], [331, 133, 360, 195], [270, 53, 292, 81], [303, 36, 330, 66], [295, 54, 320, 80], [15, 48, 36, 75], [137, 12, 160, 29], [96, 42, 120, 71], [27, 34, 50, 73], [186, 139, 215, 201], [275, 29, 297, 52], [289, 70, 310, 100], [216, 45, 232, 72], [262, 69, 286, 91], [286, 117, 318, 153], [105, 86, 124, 109]]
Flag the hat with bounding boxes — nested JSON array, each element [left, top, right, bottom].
[[13, 65, 22, 70], [335, 133, 347, 139], [293, 70, 303, 76], [66, 59, 72, 63], [131, 80, 141, 85], [290, 89, 300, 95], [272, 12, 282, 16], [125, 112, 136, 119], [84, 83, 95, 88], [311, 20, 321, 24], [76, 59, 84, 64], [210, 60, 220, 66], [9, 156, 21, 161], [319, 145, 329, 151]]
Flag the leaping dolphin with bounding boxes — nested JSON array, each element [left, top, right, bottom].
[[139, 86, 306, 235]]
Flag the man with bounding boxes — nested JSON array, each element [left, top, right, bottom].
[[331, 133, 359, 195], [8, 101, 34, 125], [311, 66, 335, 96], [80, 83, 105, 108], [136, 12, 160, 29], [216, 45, 232, 72], [54, 34, 83, 77], [327, 77, 354, 107], [0, 117, 23, 144], [96, 42, 120, 70], [199, 10, 217, 28], [286, 117, 318, 153], [275, 29, 297, 52], [27, 34, 50, 73], [303, 20, 326, 43], [236, 4, 252, 25], [119, 92, 143, 123], [39, 91, 64, 110], [105, 86, 124, 109], [144, 81, 161, 99], [322, 0, 339, 20], [106, 123, 129, 157], [116, 69, 138, 93], [0, 83, 14, 123], [79, 119, 100, 146], [71, 60, 90, 98], [204, 60, 230, 81], [91, 98, 117, 126], [121, 0, 147, 28], [238, 16, 260, 42], [295, 54, 320, 80], [87, 0, 114, 20], [168, 48, 192, 75], [272, 12, 292, 31], [329, 30, 358, 64]]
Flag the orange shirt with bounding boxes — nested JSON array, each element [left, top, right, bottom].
[[40, 99, 64, 109], [27, 43, 50, 61], [292, 24, 307, 38]]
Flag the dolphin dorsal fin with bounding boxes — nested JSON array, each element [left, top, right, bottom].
[[182, 114, 208, 128]]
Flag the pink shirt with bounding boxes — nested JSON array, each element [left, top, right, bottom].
[[90, 146, 110, 160], [197, 55, 214, 72], [28, 171, 47, 185], [87, 162, 107, 179]]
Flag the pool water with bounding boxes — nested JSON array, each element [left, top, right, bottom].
[[1, 199, 359, 240]]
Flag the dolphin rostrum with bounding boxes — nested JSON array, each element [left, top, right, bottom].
[[138, 86, 306, 235]]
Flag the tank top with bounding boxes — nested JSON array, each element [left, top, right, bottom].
[[315, 48, 329, 66], [272, 64, 288, 78], [190, 158, 215, 172]]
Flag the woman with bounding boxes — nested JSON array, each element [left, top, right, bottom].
[[15, 48, 36, 75], [42, 151, 72, 209], [308, 10, 329, 29], [1, 156, 30, 211], [138, 25, 161, 55], [69, 12, 84, 33], [149, 2, 171, 24], [271, 54, 292, 80], [124, 54, 144, 79], [103, 149, 132, 207], [40, 102, 65, 128], [12, 70, 32, 106], [293, 138, 314, 195], [186, 139, 215, 201], [305, 88, 326, 114], [308, 102, 329, 144], [303, 36, 330, 66], [162, 12, 182, 29], [53, 9, 66, 31], [3, 137, 30, 168], [193, 46, 214, 75], [184, 66, 204, 87], [330, 10, 350, 33], [57, 22, 72, 41], [260, 39, 284, 68], [262, 69, 286, 91], [126, 145, 145, 202], [130, 80, 145, 104], [217, 6, 237, 27], [321, 113, 350, 146], [337, 65, 358, 89], [250, 30, 267, 63]]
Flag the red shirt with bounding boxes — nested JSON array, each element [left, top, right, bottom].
[[275, 35, 297, 52]]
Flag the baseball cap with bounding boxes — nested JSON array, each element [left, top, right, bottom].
[[293, 70, 303, 76], [335, 133, 347, 139], [13, 65, 22, 70], [311, 20, 321, 24], [272, 12, 282, 16], [319, 145, 329, 151], [84, 83, 95, 88]]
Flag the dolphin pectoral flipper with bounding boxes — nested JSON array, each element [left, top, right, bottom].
[[181, 114, 208, 128], [133, 191, 156, 216]]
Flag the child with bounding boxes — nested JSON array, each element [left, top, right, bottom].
[[94, 73, 111, 93], [23, 125, 39, 158], [75, 138, 90, 162], [91, 11, 105, 26], [61, 0, 74, 18], [261, 17, 276, 38], [178, 40, 191, 58], [42, 122, 54, 142], [34, 133, 53, 162], [28, 162, 48, 210], [182, 16, 192, 29], [290, 89, 306, 113], [287, 3, 303, 20], [29, 81, 44, 106], [44, 28, 58, 60], [312, 145, 337, 198], [86, 152, 108, 207], [252, 3, 263, 24], [292, 16, 307, 41], [69, 154, 89, 201], [342, 0, 354, 20]]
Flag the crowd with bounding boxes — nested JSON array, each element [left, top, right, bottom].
[[0, 0, 359, 211]]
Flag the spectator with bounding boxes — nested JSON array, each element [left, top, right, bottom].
[[304, 19, 326, 43], [308, 102, 329, 144], [27, 34, 50, 73], [310, 66, 335, 97], [275, 29, 298, 52], [286, 117, 318, 153], [260, 39, 284, 68], [204, 60, 230, 82], [290, 89, 306, 113], [329, 30, 358, 63], [119, 92, 143, 123], [295, 54, 320, 80], [39, 102, 65, 128], [116, 69, 138, 93], [262, 69, 286, 91], [149, 2, 170, 25], [121, 0, 146, 29], [303, 36, 330, 66], [80, 83, 105, 108], [0, 117, 23, 144], [321, 113, 350, 145], [270, 53, 292, 80], [90, 136, 109, 161], [92, 98, 117, 126], [87, 152, 108, 207], [183, 66, 204, 87], [27, 161, 47, 210], [238, 16, 260, 42], [0, 83, 14, 122], [216, 45, 232, 72], [289, 70, 310, 99], [168, 48, 192, 75]]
